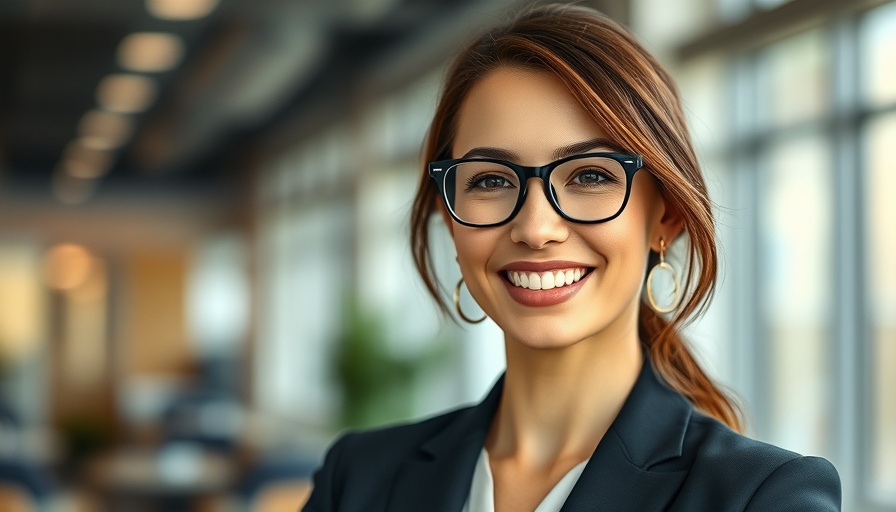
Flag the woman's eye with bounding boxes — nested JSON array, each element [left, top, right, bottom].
[[471, 175, 513, 189], [572, 170, 608, 185]]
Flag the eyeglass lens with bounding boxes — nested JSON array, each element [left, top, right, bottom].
[[444, 156, 628, 225]]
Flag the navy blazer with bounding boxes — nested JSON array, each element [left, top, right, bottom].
[[304, 361, 840, 511]]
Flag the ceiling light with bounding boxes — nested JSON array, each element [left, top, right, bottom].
[[118, 32, 185, 73], [62, 160, 106, 179], [77, 110, 134, 150], [146, 0, 219, 20], [96, 74, 157, 114], [62, 140, 113, 178], [63, 159, 109, 180]]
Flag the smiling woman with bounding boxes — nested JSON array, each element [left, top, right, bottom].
[[303, 4, 841, 511]]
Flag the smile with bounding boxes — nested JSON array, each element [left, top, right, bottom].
[[505, 268, 591, 291]]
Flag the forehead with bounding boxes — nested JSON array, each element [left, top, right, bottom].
[[452, 66, 609, 163]]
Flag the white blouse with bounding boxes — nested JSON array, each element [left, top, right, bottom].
[[462, 449, 588, 512]]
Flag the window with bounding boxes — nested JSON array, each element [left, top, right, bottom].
[[658, 0, 896, 509], [756, 29, 828, 129], [862, 2, 896, 504], [862, 2, 896, 107], [759, 132, 833, 457]]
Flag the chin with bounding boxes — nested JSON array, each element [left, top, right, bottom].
[[502, 321, 599, 351]]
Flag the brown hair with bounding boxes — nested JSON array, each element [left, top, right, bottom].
[[410, 4, 742, 431]]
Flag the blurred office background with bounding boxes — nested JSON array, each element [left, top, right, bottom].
[[0, 0, 893, 510]]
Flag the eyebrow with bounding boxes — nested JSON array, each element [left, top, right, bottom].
[[551, 138, 624, 160], [460, 138, 624, 161]]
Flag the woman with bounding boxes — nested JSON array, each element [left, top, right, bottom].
[[304, 4, 840, 511]]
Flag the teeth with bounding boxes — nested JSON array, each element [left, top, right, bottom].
[[506, 268, 589, 291], [530, 273, 542, 290]]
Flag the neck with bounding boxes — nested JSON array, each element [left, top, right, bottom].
[[485, 323, 643, 469]]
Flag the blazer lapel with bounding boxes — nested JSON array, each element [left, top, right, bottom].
[[561, 361, 691, 511], [386, 376, 504, 512]]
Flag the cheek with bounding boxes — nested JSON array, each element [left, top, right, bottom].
[[453, 225, 498, 271], [583, 223, 648, 268], [580, 202, 655, 282], [453, 225, 506, 305]]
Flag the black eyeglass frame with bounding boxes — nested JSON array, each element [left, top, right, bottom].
[[428, 152, 644, 228]]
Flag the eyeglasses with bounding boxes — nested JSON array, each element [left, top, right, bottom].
[[428, 152, 644, 227]]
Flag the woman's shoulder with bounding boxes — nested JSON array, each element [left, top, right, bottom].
[[683, 411, 831, 469], [302, 404, 484, 511], [671, 411, 841, 510], [327, 405, 474, 461], [312, 403, 482, 480]]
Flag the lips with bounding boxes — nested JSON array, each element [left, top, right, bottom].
[[498, 261, 594, 307]]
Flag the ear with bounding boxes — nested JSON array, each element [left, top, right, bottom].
[[649, 194, 685, 252]]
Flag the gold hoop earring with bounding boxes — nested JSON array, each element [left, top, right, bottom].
[[647, 237, 680, 314], [454, 278, 486, 324]]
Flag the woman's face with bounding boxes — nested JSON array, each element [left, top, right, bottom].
[[448, 66, 677, 350]]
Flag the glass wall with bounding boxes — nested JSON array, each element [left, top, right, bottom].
[[752, 27, 833, 458], [634, 0, 896, 508], [760, 132, 833, 457], [861, 2, 896, 506], [867, 111, 896, 502]]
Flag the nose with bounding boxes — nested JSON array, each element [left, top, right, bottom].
[[509, 178, 569, 249]]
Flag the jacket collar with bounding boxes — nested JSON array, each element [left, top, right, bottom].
[[386, 359, 692, 511], [560, 359, 692, 511]]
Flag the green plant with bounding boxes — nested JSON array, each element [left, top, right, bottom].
[[334, 302, 450, 429]]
